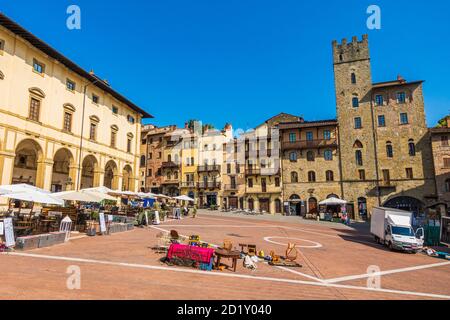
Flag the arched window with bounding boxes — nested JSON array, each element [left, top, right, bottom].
[[408, 139, 416, 156], [291, 171, 298, 183], [352, 96, 359, 108], [324, 150, 333, 161], [351, 73, 357, 84], [445, 179, 450, 193], [307, 151, 315, 162], [326, 170, 334, 182], [289, 152, 297, 162], [353, 140, 363, 149], [355, 150, 363, 166], [308, 171, 316, 182], [386, 141, 393, 158], [168, 154, 172, 162]]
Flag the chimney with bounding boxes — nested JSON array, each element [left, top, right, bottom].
[[397, 74, 406, 83]]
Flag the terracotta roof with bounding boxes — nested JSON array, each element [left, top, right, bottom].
[[0, 12, 153, 118], [430, 127, 450, 134], [278, 119, 338, 130], [372, 79, 424, 89]]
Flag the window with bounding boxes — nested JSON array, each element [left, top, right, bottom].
[[378, 115, 386, 127], [441, 135, 449, 147], [306, 132, 314, 141], [248, 178, 253, 188], [140, 156, 146, 167], [149, 153, 152, 160], [289, 133, 296, 142], [275, 177, 280, 187], [324, 150, 333, 161], [291, 172, 298, 183], [89, 123, 97, 140], [444, 158, 450, 168], [127, 115, 135, 124], [406, 168, 414, 180], [159, 152, 162, 159], [375, 95, 384, 106], [386, 142, 393, 158], [359, 169, 366, 181], [33, 59, 45, 74], [92, 94, 99, 104], [289, 152, 297, 162], [397, 92, 406, 104], [112, 106, 119, 114], [352, 97, 359, 108], [28, 98, 40, 122], [307, 151, 315, 162], [400, 113, 409, 125], [351, 73, 356, 84], [445, 179, 450, 193], [227, 163, 231, 174], [66, 79, 76, 91], [326, 170, 334, 182], [63, 112, 72, 132], [127, 138, 132, 153], [408, 140, 416, 156], [382, 169, 391, 184], [308, 171, 316, 182], [354, 117, 362, 129], [0, 39, 4, 52], [323, 130, 331, 140], [110, 131, 117, 148], [355, 150, 363, 166]]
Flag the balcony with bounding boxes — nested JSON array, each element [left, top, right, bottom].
[[245, 167, 261, 175], [282, 138, 338, 151], [197, 165, 221, 172], [161, 179, 179, 185], [161, 161, 179, 169], [198, 181, 221, 189], [224, 184, 238, 191], [180, 182, 196, 188]]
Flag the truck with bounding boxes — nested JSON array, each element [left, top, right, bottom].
[[370, 207, 424, 253]]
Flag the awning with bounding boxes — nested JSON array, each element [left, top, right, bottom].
[[319, 197, 348, 206], [1, 190, 64, 205], [174, 195, 195, 202]]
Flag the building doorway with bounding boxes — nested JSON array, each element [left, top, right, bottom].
[[308, 197, 318, 214], [12, 139, 43, 187], [259, 198, 270, 213]]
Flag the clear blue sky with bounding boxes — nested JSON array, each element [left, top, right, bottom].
[[2, 0, 449, 130]]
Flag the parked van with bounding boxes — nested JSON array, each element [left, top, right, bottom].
[[371, 207, 424, 253]]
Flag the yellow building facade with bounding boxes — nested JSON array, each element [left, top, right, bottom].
[[0, 14, 151, 203]]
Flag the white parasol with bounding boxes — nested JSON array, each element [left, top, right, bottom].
[[319, 197, 348, 206]]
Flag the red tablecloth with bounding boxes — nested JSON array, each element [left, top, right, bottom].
[[167, 243, 215, 264]]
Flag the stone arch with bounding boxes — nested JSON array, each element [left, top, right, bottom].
[[289, 194, 302, 216], [383, 196, 424, 214], [63, 103, 76, 112], [0, 70, 4, 80], [122, 164, 133, 191], [353, 140, 363, 148], [51, 148, 76, 192], [12, 138, 44, 187], [104, 160, 119, 190], [81, 155, 99, 189]]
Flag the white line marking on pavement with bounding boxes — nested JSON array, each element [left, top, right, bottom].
[[2, 252, 449, 300], [264, 236, 323, 248], [325, 261, 450, 284], [276, 266, 327, 283]]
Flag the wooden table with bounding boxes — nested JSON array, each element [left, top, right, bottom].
[[215, 249, 241, 272]]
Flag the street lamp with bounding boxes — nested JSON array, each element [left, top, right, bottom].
[[76, 77, 101, 191]]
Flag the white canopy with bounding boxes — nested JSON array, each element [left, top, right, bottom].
[[0, 184, 51, 195], [83, 186, 114, 194], [86, 190, 118, 201], [137, 192, 157, 199], [156, 194, 172, 199], [53, 190, 104, 203], [174, 195, 195, 202], [2, 190, 64, 205], [319, 197, 348, 206]]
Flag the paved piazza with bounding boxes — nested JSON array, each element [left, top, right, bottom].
[[1, 210, 449, 300]]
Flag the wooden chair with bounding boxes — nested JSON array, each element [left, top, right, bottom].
[[248, 244, 257, 256], [285, 243, 298, 262]]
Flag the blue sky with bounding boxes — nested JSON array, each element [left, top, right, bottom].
[[2, 0, 449, 130]]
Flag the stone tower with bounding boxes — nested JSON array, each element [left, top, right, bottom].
[[332, 35, 436, 218], [332, 35, 379, 213]]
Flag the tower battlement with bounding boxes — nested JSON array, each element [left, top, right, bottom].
[[332, 34, 369, 64]]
